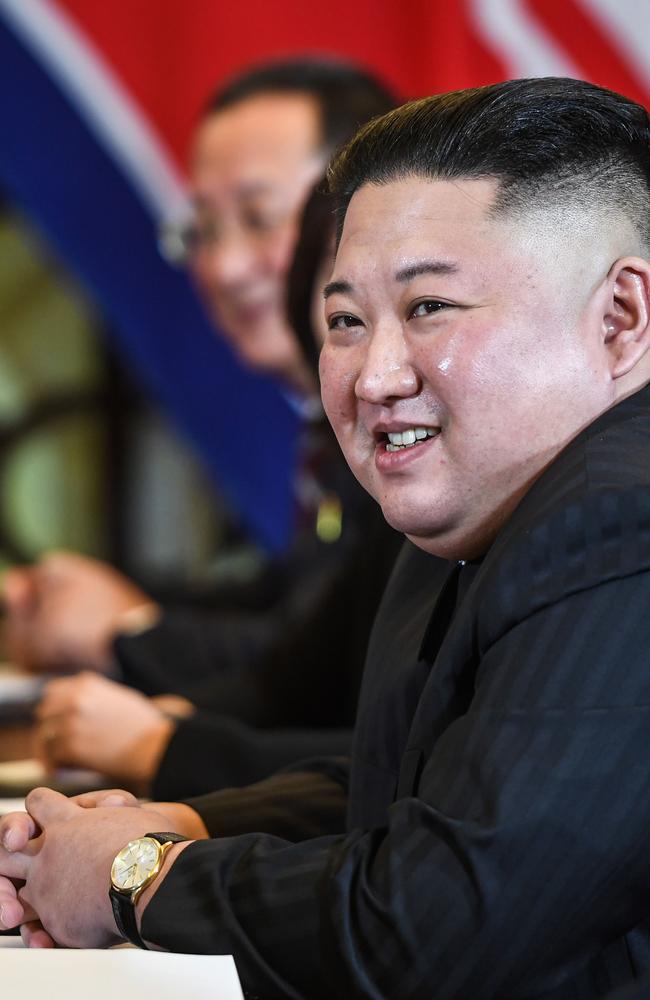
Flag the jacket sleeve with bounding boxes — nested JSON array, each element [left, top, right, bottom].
[[178, 757, 350, 840], [113, 506, 403, 728], [112, 607, 277, 711], [151, 710, 351, 799], [142, 565, 650, 999]]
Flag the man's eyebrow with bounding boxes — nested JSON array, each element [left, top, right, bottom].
[[323, 260, 458, 300], [323, 279, 353, 299], [236, 181, 274, 198], [192, 182, 273, 208], [395, 260, 458, 282]]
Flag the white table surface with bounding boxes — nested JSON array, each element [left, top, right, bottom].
[[0, 939, 244, 998], [0, 796, 25, 814]]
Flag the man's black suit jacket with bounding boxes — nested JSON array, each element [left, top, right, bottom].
[[142, 385, 650, 999]]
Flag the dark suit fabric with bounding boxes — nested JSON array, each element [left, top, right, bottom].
[[114, 421, 402, 793], [605, 978, 650, 1000], [151, 712, 352, 799], [113, 421, 401, 724], [142, 386, 650, 999]]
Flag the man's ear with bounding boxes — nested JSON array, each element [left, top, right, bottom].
[[603, 257, 650, 379]]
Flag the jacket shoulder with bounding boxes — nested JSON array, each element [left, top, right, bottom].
[[475, 393, 650, 648]]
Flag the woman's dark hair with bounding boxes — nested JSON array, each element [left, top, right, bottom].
[[287, 182, 334, 377], [205, 57, 397, 156], [328, 77, 650, 246]]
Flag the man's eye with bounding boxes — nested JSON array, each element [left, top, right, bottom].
[[327, 314, 361, 331], [247, 216, 275, 232], [244, 209, 286, 233], [409, 299, 450, 319], [187, 219, 219, 248]]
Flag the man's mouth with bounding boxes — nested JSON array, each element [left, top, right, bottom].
[[232, 299, 273, 321], [384, 427, 440, 452]]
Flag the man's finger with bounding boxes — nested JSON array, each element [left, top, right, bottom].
[[0, 899, 23, 929], [0, 875, 24, 929], [24, 787, 76, 827], [73, 789, 139, 809], [34, 736, 65, 773], [0, 811, 38, 852], [2, 567, 37, 614], [35, 682, 75, 718], [21, 921, 56, 948], [34, 716, 71, 768], [38, 550, 79, 582], [0, 847, 30, 882], [16, 888, 38, 921], [1, 877, 44, 929]]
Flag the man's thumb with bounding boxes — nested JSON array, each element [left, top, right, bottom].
[[24, 787, 76, 827]]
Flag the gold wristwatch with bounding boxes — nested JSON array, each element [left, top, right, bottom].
[[109, 832, 185, 948]]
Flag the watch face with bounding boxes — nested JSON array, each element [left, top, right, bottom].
[[111, 837, 161, 892]]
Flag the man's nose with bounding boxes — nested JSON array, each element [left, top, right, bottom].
[[355, 324, 420, 403], [202, 229, 258, 288]]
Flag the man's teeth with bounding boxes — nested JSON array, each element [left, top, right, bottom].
[[385, 427, 439, 452]]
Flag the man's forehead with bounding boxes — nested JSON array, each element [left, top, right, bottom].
[[191, 181, 275, 211], [342, 176, 500, 240], [333, 175, 622, 294], [192, 93, 322, 172], [331, 177, 501, 282]]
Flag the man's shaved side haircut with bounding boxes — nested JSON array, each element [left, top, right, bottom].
[[328, 77, 650, 249], [205, 58, 396, 157]]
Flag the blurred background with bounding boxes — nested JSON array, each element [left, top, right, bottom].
[[0, 0, 648, 593]]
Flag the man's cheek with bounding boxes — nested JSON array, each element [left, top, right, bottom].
[[317, 343, 332, 383], [318, 362, 341, 422]]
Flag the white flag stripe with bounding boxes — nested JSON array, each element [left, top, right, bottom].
[[0, 0, 189, 223], [581, 0, 650, 94], [470, 0, 581, 79]]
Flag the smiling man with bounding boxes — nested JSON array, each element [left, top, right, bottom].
[[2, 78, 650, 1000], [320, 176, 628, 559], [187, 71, 325, 391]]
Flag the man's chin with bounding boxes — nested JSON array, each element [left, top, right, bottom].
[[378, 506, 462, 560], [379, 499, 440, 538], [218, 329, 279, 374], [382, 512, 440, 547]]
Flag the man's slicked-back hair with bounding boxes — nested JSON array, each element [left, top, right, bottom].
[[205, 57, 397, 156], [328, 77, 650, 248]]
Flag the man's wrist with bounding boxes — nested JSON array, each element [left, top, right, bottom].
[[129, 716, 177, 788], [134, 840, 194, 945], [108, 803, 208, 945], [107, 603, 162, 679], [151, 802, 209, 840]]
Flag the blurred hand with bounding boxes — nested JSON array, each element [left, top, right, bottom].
[[2, 551, 158, 673], [36, 672, 176, 791], [151, 693, 196, 719]]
